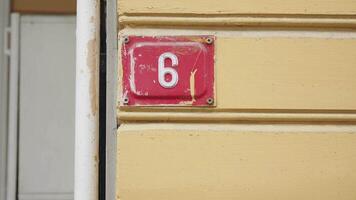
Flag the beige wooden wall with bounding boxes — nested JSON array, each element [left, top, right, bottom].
[[117, 0, 356, 200]]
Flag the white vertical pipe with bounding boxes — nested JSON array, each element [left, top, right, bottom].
[[75, 0, 100, 199], [6, 13, 20, 200]]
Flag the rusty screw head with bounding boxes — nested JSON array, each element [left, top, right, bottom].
[[205, 37, 214, 44], [123, 36, 130, 44], [206, 98, 214, 105], [123, 97, 129, 105]]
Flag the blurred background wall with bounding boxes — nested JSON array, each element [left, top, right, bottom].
[[0, 1, 76, 200]]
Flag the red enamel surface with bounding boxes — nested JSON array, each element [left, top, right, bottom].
[[121, 36, 215, 106]]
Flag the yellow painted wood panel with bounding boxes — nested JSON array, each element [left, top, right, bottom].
[[117, 124, 356, 200], [119, 0, 356, 15], [216, 37, 356, 110], [118, 34, 356, 111]]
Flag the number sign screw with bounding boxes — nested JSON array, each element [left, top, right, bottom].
[[207, 98, 214, 105], [205, 37, 214, 44], [123, 97, 129, 105], [123, 36, 130, 44]]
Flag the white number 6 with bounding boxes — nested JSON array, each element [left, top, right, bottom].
[[158, 52, 178, 88]]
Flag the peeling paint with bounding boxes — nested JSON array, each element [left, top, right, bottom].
[[189, 68, 198, 102], [121, 90, 129, 105], [86, 38, 99, 116]]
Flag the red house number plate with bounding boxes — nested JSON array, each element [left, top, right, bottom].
[[121, 36, 215, 106]]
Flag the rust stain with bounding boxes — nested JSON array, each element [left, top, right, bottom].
[[186, 36, 206, 43], [86, 38, 99, 117]]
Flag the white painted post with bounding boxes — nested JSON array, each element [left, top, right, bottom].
[[75, 0, 100, 200]]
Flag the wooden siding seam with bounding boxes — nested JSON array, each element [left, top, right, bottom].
[[117, 112, 356, 124], [119, 16, 356, 29]]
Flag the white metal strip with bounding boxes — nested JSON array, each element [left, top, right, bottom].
[[106, 0, 118, 199]]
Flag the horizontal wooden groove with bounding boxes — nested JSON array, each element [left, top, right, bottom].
[[119, 16, 356, 29], [118, 112, 356, 123]]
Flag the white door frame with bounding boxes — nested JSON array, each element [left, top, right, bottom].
[[6, 13, 20, 200], [0, 1, 11, 200]]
